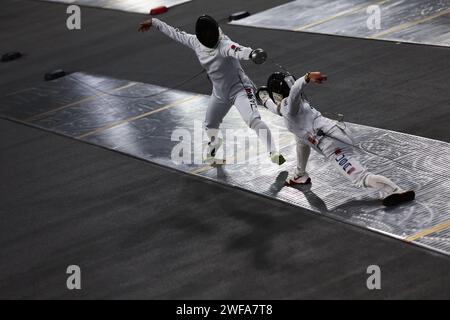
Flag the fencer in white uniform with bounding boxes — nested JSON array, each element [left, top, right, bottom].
[[138, 15, 285, 165], [257, 71, 415, 206]]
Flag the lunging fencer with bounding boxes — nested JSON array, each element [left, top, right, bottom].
[[138, 15, 285, 165], [256, 71, 415, 206]]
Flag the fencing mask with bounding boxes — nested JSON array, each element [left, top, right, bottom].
[[195, 15, 220, 48], [267, 72, 294, 104]]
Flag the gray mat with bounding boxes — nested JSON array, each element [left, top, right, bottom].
[[230, 0, 450, 47], [1, 72, 450, 256], [40, 0, 191, 14]]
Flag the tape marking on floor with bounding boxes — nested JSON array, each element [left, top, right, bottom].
[[295, 0, 390, 31], [25, 82, 137, 122], [404, 220, 450, 243], [4, 87, 36, 97], [77, 95, 202, 139], [189, 134, 295, 175], [371, 8, 450, 39]]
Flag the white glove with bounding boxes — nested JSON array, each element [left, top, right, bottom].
[[256, 86, 270, 107]]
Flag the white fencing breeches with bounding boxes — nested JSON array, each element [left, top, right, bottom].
[[316, 126, 401, 195], [318, 129, 369, 187], [204, 88, 276, 153]]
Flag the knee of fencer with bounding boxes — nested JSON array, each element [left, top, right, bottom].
[[363, 174, 387, 189], [365, 174, 383, 185], [331, 148, 368, 187], [355, 172, 370, 188]]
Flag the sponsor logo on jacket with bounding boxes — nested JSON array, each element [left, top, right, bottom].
[[335, 149, 356, 175], [230, 44, 242, 53], [245, 87, 257, 110]]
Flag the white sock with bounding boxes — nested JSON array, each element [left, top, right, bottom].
[[206, 128, 220, 145], [364, 174, 403, 195], [296, 142, 310, 176], [251, 119, 276, 154]]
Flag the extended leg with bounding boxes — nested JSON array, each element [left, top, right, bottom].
[[296, 138, 311, 176], [364, 175, 415, 206], [287, 138, 312, 185], [204, 95, 232, 161], [363, 174, 402, 195], [319, 131, 370, 188], [318, 126, 415, 206], [234, 88, 285, 165]]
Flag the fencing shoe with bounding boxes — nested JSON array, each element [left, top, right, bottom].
[[382, 190, 415, 207], [270, 152, 286, 165], [204, 138, 223, 163], [287, 171, 311, 186]]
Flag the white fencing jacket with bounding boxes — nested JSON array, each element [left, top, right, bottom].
[[266, 76, 336, 150], [153, 19, 254, 102]]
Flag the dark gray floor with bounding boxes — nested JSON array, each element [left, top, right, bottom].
[[2, 0, 450, 141], [1, 0, 450, 299], [1, 118, 450, 300]]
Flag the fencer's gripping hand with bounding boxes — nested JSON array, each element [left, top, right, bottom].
[[257, 87, 281, 116], [256, 86, 270, 107], [306, 71, 327, 84], [138, 19, 153, 32], [250, 48, 267, 65]]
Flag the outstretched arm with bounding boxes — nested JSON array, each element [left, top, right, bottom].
[[219, 40, 253, 60], [286, 72, 327, 115], [285, 76, 308, 115], [219, 40, 267, 64], [138, 18, 197, 50]]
